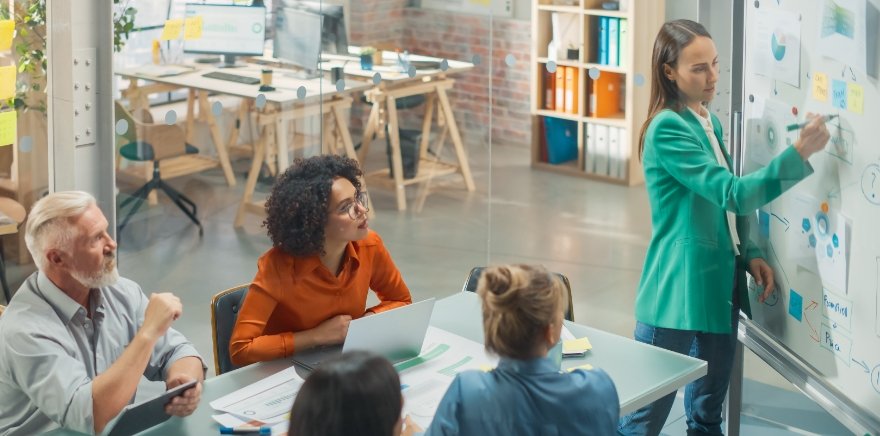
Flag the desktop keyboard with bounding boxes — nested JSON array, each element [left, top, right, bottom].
[[202, 71, 261, 85]]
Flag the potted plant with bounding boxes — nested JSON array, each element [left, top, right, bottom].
[[566, 44, 579, 61], [359, 46, 376, 71]]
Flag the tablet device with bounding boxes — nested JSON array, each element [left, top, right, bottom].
[[100, 379, 198, 436]]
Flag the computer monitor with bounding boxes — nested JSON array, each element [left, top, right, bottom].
[[183, 3, 267, 67], [273, 8, 323, 74], [280, 1, 348, 54]]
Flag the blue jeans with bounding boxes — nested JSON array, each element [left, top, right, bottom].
[[618, 317, 739, 436]]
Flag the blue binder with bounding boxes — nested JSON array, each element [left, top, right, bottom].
[[598, 16, 609, 65]]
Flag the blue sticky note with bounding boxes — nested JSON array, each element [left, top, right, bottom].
[[788, 289, 803, 321], [831, 80, 847, 109], [758, 210, 770, 238]]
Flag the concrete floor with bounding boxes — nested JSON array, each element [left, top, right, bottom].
[[2, 138, 852, 434]]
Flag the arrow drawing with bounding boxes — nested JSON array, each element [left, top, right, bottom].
[[852, 358, 869, 373], [805, 300, 819, 342], [770, 213, 790, 231]]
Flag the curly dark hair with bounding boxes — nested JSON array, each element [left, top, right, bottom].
[[263, 155, 363, 256]]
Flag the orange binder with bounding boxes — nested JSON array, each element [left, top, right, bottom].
[[544, 70, 555, 110], [555, 68, 566, 113], [563, 67, 579, 114], [591, 71, 623, 117]]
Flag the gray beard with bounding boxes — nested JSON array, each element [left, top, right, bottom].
[[71, 265, 120, 289]]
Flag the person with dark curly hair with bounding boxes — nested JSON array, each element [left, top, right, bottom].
[[229, 155, 412, 367]]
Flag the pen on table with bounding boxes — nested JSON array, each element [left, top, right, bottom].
[[785, 114, 838, 131], [219, 425, 271, 435]]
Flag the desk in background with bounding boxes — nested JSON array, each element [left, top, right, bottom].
[[319, 49, 477, 211], [47, 291, 705, 435], [116, 65, 372, 227]]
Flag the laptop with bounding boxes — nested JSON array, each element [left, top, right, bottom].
[[292, 298, 436, 371]]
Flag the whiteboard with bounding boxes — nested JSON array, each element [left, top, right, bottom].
[[739, 0, 880, 431]]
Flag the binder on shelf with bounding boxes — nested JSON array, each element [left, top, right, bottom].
[[585, 123, 596, 174], [618, 126, 630, 178], [544, 117, 578, 164], [608, 18, 619, 67], [598, 16, 609, 65], [539, 116, 548, 163], [563, 66, 578, 114], [608, 126, 620, 178], [594, 124, 609, 176], [590, 71, 623, 118], [618, 19, 629, 69], [555, 68, 566, 113], [544, 69, 556, 110]]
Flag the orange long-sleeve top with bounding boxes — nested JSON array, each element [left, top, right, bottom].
[[229, 231, 412, 366]]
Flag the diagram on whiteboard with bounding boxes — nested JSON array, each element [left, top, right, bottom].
[[862, 164, 880, 205], [752, 8, 802, 87], [817, 0, 868, 73], [788, 196, 850, 294], [746, 97, 799, 167]]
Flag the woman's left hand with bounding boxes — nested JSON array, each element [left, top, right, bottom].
[[749, 258, 776, 303]]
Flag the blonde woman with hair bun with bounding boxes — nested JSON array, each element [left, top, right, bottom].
[[425, 264, 619, 436]]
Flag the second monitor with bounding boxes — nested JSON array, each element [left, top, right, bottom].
[[278, 1, 349, 55]]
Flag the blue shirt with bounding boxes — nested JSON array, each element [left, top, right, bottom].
[[0, 272, 205, 435], [426, 357, 619, 436]]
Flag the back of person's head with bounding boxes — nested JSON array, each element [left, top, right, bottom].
[[289, 351, 402, 436], [264, 154, 363, 257], [478, 264, 566, 359], [639, 19, 713, 157], [25, 191, 96, 271]]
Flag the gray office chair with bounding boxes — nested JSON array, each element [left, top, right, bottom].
[[461, 267, 575, 322], [210, 284, 250, 375]]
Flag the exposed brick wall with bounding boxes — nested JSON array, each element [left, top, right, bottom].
[[348, 5, 532, 148]]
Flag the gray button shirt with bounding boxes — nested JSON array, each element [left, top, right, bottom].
[[0, 272, 204, 435]]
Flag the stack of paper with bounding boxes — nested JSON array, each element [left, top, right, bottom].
[[562, 337, 593, 357]]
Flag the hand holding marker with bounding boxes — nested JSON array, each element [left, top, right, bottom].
[[786, 114, 838, 132]]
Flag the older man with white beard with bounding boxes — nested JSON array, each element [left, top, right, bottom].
[[0, 191, 205, 436]]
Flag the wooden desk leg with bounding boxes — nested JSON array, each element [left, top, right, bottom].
[[275, 114, 290, 172], [234, 123, 268, 228], [322, 114, 336, 155], [436, 86, 475, 192], [419, 93, 437, 158], [198, 92, 237, 187], [226, 99, 250, 157], [186, 89, 196, 144], [358, 101, 381, 164], [332, 105, 358, 162], [386, 95, 407, 211]]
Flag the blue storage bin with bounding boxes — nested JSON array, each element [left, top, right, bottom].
[[543, 117, 578, 164]]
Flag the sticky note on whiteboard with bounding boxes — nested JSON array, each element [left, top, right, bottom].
[[0, 110, 16, 146], [160, 19, 183, 41], [847, 83, 864, 114], [0, 20, 14, 51], [184, 16, 203, 40], [0, 65, 16, 101], [811, 72, 828, 102], [831, 80, 847, 109]]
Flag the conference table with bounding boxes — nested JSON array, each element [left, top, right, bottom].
[[49, 291, 706, 435]]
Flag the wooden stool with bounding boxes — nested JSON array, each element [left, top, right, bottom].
[[0, 197, 27, 304]]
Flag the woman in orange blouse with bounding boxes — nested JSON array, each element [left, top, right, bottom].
[[229, 155, 412, 366]]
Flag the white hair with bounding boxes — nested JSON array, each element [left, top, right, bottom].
[[25, 191, 97, 271]]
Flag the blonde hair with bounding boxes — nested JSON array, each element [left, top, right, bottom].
[[477, 264, 566, 359], [25, 191, 96, 271]]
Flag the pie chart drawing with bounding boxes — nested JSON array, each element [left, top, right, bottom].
[[770, 30, 786, 61]]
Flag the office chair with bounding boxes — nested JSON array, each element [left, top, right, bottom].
[[210, 284, 250, 375], [461, 266, 575, 322], [115, 101, 203, 236], [0, 197, 26, 304], [357, 94, 427, 179]]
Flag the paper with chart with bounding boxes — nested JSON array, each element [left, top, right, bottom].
[[816, 0, 868, 73], [750, 7, 801, 87], [210, 366, 304, 424], [398, 327, 498, 428]]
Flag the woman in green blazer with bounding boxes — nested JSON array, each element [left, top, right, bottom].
[[618, 20, 830, 435]]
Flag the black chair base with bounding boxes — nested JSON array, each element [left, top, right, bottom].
[[118, 164, 204, 237]]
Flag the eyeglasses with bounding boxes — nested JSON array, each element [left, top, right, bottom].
[[340, 191, 369, 220]]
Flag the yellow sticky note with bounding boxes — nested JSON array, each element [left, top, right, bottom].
[[469, 0, 491, 5], [0, 111, 17, 146], [563, 337, 593, 354], [184, 16, 203, 40], [160, 19, 183, 41], [0, 65, 16, 101], [479, 364, 494, 372], [847, 82, 864, 114], [812, 72, 828, 102], [0, 20, 14, 51], [566, 363, 594, 372]]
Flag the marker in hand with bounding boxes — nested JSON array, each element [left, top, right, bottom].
[[786, 114, 838, 132]]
